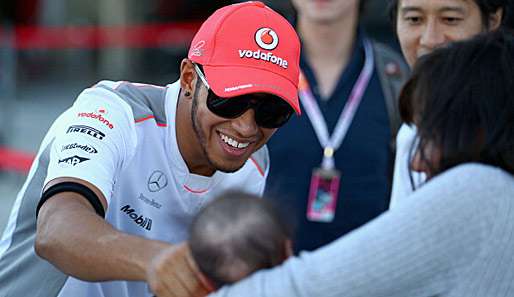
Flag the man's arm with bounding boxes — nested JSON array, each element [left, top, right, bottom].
[[35, 177, 211, 297]]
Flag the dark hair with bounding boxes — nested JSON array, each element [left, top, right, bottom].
[[189, 191, 291, 287], [388, 0, 508, 30], [399, 29, 514, 178]]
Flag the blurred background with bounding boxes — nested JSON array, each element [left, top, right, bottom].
[[0, 0, 399, 233]]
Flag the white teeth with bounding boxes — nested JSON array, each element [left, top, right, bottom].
[[220, 133, 249, 149]]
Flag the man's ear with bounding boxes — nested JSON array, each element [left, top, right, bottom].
[[489, 8, 503, 30], [180, 58, 196, 98]]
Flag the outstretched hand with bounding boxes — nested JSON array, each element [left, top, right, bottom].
[[147, 242, 214, 297]]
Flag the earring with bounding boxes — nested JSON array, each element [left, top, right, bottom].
[[184, 91, 191, 97]]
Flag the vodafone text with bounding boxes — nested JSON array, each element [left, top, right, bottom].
[[238, 50, 288, 69], [78, 112, 114, 129]]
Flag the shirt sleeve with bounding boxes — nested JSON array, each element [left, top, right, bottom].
[[44, 84, 138, 205], [209, 164, 500, 297]]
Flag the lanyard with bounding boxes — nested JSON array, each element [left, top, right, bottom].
[[299, 38, 374, 170]]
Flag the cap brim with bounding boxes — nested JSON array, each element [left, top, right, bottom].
[[203, 65, 300, 114]]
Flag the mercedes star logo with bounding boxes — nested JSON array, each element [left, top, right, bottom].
[[147, 170, 168, 192]]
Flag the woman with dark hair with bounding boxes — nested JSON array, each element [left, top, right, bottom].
[[207, 30, 514, 297], [398, 30, 514, 179]]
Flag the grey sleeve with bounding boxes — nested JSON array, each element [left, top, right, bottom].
[[209, 164, 501, 297]]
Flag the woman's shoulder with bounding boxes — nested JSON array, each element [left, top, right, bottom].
[[442, 163, 512, 184], [423, 163, 514, 201], [400, 163, 513, 236]]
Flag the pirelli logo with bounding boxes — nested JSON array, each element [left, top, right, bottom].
[[66, 125, 106, 140], [120, 205, 153, 231]]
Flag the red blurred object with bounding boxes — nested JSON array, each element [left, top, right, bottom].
[[12, 22, 202, 50], [0, 146, 35, 174], [0, 21, 202, 174]]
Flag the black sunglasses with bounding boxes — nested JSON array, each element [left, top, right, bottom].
[[194, 64, 294, 128]]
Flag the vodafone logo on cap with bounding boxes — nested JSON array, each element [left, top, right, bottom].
[[255, 28, 278, 50], [238, 27, 287, 69]]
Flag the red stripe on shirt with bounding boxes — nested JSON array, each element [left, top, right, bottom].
[[183, 185, 208, 194], [250, 157, 265, 177], [134, 115, 168, 127]]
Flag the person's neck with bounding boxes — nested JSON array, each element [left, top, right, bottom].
[[175, 93, 216, 177], [298, 12, 359, 99]]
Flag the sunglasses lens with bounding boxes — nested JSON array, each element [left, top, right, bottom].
[[255, 97, 293, 128], [206, 92, 294, 128], [207, 92, 249, 119]]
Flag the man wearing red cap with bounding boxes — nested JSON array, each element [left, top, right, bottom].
[[0, 2, 300, 297]]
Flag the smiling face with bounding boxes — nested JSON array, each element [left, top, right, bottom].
[[190, 83, 277, 174], [396, 0, 487, 67]]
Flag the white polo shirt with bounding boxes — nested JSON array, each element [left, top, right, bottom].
[[0, 80, 268, 297]]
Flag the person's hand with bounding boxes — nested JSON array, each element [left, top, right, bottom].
[[147, 242, 213, 297]]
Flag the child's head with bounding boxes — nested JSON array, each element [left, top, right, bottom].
[[189, 191, 292, 287]]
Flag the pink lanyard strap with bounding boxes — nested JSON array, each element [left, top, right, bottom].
[[299, 39, 374, 170]]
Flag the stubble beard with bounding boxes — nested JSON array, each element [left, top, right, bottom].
[[191, 90, 243, 174]]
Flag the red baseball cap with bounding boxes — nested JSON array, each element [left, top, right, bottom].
[[188, 1, 301, 114]]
